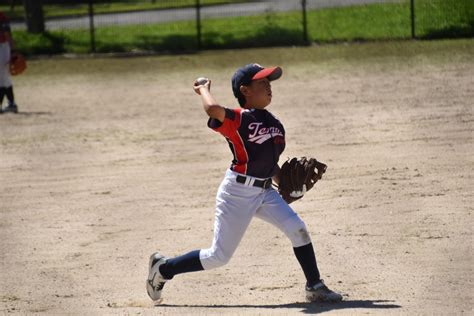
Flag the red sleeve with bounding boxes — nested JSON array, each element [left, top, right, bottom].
[[207, 108, 242, 138]]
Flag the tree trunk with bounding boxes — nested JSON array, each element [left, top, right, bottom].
[[23, 0, 44, 33]]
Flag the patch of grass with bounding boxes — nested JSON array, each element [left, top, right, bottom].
[[14, 14, 304, 55], [307, 3, 411, 41], [14, 31, 67, 55], [12, 0, 474, 55], [415, 0, 474, 38], [201, 11, 306, 49], [14, 21, 200, 55], [309, 0, 473, 41]]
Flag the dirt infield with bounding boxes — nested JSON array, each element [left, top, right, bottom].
[[1, 40, 472, 314]]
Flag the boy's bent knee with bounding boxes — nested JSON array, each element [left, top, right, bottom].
[[199, 248, 232, 270], [283, 215, 312, 247]]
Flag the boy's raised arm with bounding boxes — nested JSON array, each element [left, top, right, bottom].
[[193, 79, 225, 123]]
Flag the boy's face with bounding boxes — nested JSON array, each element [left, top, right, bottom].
[[240, 78, 272, 109]]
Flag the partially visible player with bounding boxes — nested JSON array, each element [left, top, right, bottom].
[[146, 64, 342, 303], [0, 11, 18, 114]]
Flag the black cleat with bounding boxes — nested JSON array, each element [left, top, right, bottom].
[[306, 280, 343, 302], [3, 104, 18, 113]]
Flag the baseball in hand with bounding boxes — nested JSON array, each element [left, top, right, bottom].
[[195, 77, 209, 85]]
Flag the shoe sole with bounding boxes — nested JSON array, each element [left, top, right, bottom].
[[146, 279, 162, 301], [306, 291, 343, 303]]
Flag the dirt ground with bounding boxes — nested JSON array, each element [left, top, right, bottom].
[[1, 41, 473, 315]]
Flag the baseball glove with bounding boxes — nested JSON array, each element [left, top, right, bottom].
[[10, 52, 27, 76], [278, 157, 327, 204]]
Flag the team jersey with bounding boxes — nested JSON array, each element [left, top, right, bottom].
[[0, 12, 11, 43], [208, 108, 285, 179]]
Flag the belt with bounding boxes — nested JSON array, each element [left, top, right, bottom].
[[236, 175, 273, 189]]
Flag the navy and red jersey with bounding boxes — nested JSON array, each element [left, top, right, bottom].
[[208, 108, 285, 179]]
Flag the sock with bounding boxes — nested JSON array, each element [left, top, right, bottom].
[[159, 250, 204, 280], [0, 87, 5, 105], [5, 86, 15, 105], [293, 243, 320, 287]]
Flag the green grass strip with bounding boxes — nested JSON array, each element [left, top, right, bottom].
[[13, 0, 474, 55]]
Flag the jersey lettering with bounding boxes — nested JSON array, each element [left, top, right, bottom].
[[208, 108, 285, 178]]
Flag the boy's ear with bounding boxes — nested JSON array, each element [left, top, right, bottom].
[[240, 85, 251, 97]]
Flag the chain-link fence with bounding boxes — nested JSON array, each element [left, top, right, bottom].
[[3, 0, 473, 55]]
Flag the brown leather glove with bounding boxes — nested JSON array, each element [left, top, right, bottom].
[[10, 52, 27, 76], [278, 157, 327, 204]]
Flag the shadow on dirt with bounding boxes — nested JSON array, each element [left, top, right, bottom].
[[158, 299, 401, 314], [5, 111, 53, 116]]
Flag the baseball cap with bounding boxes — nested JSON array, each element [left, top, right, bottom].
[[232, 63, 282, 102]]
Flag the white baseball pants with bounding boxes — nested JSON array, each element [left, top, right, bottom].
[[0, 42, 12, 88], [199, 169, 312, 270]]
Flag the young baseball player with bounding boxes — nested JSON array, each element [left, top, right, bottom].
[[0, 11, 18, 114], [147, 64, 342, 303]]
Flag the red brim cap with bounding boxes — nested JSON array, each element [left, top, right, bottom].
[[252, 66, 282, 81]]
